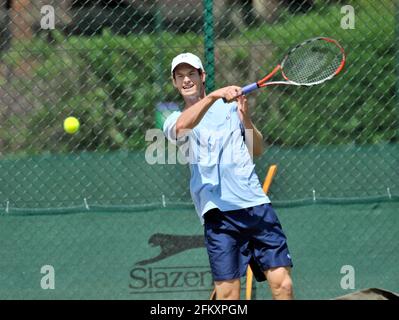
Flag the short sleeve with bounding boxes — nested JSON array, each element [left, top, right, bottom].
[[163, 111, 181, 143]]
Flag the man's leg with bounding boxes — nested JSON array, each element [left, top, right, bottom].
[[214, 278, 241, 300], [264, 266, 294, 300], [204, 209, 248, 300]]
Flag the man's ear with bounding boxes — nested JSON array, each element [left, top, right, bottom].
[[172, 75, 177, 88], [201, 71, 206, 84]]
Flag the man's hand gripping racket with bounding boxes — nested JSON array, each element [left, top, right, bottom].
[[223, 37, 346, 102]]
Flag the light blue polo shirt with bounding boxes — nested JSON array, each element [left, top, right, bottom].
[[163, 98, 270, 224]]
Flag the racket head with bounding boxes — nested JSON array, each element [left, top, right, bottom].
[[280, 37, 346, 86]]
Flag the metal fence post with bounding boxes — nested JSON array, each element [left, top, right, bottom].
[[204, 0, 215, 93], [396, 0, 399, 141]]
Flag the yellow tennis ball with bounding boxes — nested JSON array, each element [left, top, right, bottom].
[[63, 117, 80, 134]]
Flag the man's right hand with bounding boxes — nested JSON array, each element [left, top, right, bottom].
[[209, 86, 242, 103]]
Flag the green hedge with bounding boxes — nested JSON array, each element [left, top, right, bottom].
[[1, 30, 200, 154], [241, 0, 397, 146], [0, 0, 396, 155]]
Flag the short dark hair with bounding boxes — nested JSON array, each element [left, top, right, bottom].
[[172, 68, 202, 80]]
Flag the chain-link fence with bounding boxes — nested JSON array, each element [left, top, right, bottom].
[[0, 0, 398, 299]]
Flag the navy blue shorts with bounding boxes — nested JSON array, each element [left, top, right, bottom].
[[204, 203, 293, 282]]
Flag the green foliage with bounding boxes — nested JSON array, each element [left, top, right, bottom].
[[241, 0, 397, 146], [1, 30, 200, 154], [0, 1, 396, 155]]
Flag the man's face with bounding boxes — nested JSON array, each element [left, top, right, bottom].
[[172, 63, 205, 98]]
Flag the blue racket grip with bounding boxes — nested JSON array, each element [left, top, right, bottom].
[[242, 82, 259, 95], [222, 82, 259, 103]]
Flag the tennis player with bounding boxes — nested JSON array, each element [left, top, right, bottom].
[[163, 53, 293, 300]]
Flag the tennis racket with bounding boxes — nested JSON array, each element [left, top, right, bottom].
[[223, 37, 345, 101]]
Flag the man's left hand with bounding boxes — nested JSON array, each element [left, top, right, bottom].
[[237, 95, 251, 126]]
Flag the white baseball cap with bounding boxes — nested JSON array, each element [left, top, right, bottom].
[[171, 53, 205, 74]]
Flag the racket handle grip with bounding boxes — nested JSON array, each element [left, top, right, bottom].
[[222, 83, 259, 103], [242, 82, 259, 95]]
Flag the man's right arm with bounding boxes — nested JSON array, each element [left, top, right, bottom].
[[175, 86, 242, 138]]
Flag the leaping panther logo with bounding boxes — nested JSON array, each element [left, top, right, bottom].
[[135, 233, 205, 266]]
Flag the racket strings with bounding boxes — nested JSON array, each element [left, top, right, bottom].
[[282, 39, 343, 85]]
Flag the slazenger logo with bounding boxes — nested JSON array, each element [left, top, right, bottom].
[[129, 233, 213, 294], [129, 266, 213, 293]]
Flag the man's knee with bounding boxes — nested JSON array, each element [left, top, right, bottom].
[[216, 287, 240, 300], [215, 279, 241, 300], [265, 267, 294, 299], [273, 277, 293, 297]]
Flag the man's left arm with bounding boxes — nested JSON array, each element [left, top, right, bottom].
[[242, 120, 264, 157]]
